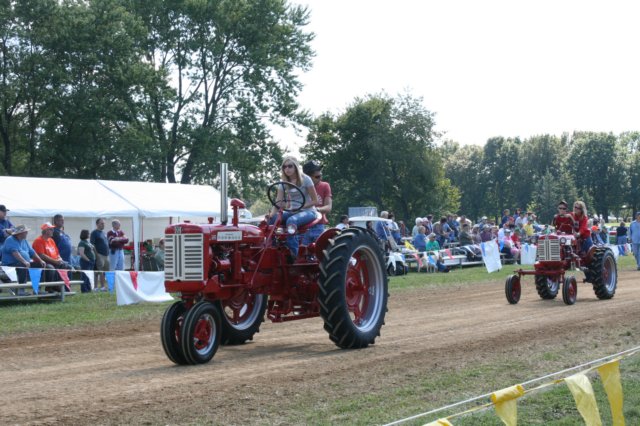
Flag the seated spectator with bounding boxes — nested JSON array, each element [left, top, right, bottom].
[[412, 226, 427, 252], [480, 225, 493, 242], [458, 223, 473, 246], [336, 215, 349, 230], [154, 238, 165, 270], [433, 217, 452, 247], [77, 229, 96, 293], [424, 233, 450, 272], [32, 223, 74, 284], [471, 224, 482, 244], [1, 225, 48, 295], [592, 225, 605, 245], [500, 229, 516, 261]]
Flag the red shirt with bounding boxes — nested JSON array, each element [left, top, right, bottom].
[[570, 213, 591, 239], [314, 181, 332, 225], [552, 214, 574, 234]]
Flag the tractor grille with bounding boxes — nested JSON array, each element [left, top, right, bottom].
[[536, 238, 561, 261], [165, 233, 204, 281]]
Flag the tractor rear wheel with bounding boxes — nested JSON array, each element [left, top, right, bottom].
[[562, 275, 578, 305], [588, 248, 617, 299], [180, 301, 221, 365], [535, 275, 559, 299], [319, 227, 389, 349], [217, 291, 267, 345], [160, 301, 188, 365], [505, 274, 521, 304]]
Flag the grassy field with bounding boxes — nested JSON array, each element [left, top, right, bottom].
[[0, 254, 638, 425]]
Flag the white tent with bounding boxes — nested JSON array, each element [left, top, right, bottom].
[[0, 176, 221, 270]]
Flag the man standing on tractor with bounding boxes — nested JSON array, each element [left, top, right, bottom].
[[630, 211, 640, 270], [571, 201, 593, 253]]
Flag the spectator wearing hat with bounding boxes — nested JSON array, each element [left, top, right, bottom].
[[301, 160, 332, 245], [424, 233, 450, 272], [0, 204, 14, 262], [33, 222, 73, 283], [629, 212, 640, 270], [52, 214, 73, 263], [1, 225, 47, 295]]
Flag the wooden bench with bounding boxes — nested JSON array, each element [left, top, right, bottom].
[[0, 280, 81, 302]]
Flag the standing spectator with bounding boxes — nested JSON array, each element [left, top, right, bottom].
[[630, 212, 640, 271], [336, 215, 349, 230], [500, 209, 511, 227], [302, 160, 332, 245], [0, 204, 14, 262], [1, 225, 47, 295], [52, 214, 73, 263], [616, 221, 628, 245], [108, 219, 129, 271], [388, 212, 402, 244], [398, 220, 408, 237], [411, 218, 423, 238], [77, 230, 96, 293], [154, 238, 165, 270], [375, 211, 390, 244], [90, 218, 110, 291]]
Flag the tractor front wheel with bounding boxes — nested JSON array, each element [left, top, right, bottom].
[[562, 275, 578, 305], [319, 227, 389, 349], [217, 291, 267, 345], [588, 248, 617, 299], [505, 275, 521, 304], [160, 301, 188, 365], [180, 301, 221, 365], [534, 275, 559, 300]]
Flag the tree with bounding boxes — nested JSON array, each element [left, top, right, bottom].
[[442, 143, 485, 221], [129, 0, 314, 196], [303, 93, 450, 222]]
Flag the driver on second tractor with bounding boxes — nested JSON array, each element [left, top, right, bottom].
[[552, 200, 574, 234], [266, 156, 319, 263]]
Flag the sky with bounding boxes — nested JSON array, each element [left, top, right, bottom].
[[277, 0, 640, 152]]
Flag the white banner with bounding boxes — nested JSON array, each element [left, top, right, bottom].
[[520, 243, 537, 265], [481, 241, 502, 273], [115, 271, 174, 306]]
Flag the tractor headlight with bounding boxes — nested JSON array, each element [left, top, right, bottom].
[[560, 237, 567, 245], [287, 224, 297, 235]]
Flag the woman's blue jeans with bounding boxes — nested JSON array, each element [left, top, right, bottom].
[[270, 210, 317, 257]]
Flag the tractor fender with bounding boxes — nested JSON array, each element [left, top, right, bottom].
[[314, 227, 343, 262]]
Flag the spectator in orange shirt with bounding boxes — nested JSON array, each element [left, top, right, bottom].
[[33, 222, 73, 283]]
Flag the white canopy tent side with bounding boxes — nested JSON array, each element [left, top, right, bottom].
[[0, 176, 224, 270]]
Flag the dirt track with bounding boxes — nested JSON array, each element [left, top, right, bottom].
[[1, 269, 639, 425]]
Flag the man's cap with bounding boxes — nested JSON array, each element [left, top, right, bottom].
[[41, 222, 55, 230], [591, 226, 599, 232], [302, 160, 323, 175], [12, 224, 30, 234], [636, 211, 640, 217], [0, 205, 8, 212], [428, 233, 436, 238], [481, 216, 488, 220]]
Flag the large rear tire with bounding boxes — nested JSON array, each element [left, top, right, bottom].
[[505, 274, 521, 304], [562, 275, 578, 305], [160, 301, 188, 365], [319, 227, 389, 349], [535, 275, 559, 299], [588, 248, 617, 299], [217, 291, 267, 345], [180, 301, 221, 365]]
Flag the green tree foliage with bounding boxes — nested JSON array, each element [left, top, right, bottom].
[[303, 93, 453, 222]]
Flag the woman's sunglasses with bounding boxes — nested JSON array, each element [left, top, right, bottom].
[[282, 164, 294, 170]]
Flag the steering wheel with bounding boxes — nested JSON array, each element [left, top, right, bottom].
[[267, 181, 306, 213]]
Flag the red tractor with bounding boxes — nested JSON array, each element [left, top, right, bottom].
[[504, 232, 617, 305], [160, 171, 388, 365]]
